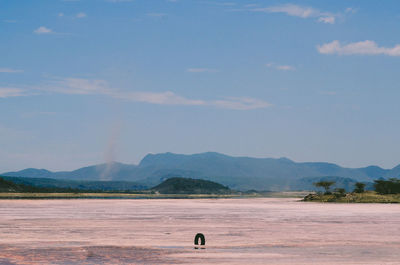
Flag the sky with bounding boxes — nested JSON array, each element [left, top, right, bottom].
[[1, 0, 400, 172]]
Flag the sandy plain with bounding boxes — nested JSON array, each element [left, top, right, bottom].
[[0, 198, 399, 264]]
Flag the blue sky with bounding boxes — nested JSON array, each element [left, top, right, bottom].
[[1, 0, 400, 171]]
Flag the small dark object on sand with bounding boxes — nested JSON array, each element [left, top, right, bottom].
[[194, 233, 205, 246]]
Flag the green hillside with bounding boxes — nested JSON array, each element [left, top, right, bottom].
[[2, 176, 146, 192], [0, 176, 71, 193], [0, 177, 26, 192], [152, 177, 231, 194]]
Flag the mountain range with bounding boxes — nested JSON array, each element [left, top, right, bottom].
[[3, 152, 400, 191]]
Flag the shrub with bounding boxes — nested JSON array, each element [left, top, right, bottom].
[[374, 178, 400, 194], [333, 188, 346, 198], [314, 181, 335, 195], [353, 182, 366, 193]]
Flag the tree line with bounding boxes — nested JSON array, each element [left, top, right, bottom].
[[314, 178, 400, 195]]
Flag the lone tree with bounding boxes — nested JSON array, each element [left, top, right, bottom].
[[353, 182, 366, 193], [314, 181, 335, 194], [333, 188, 346, 197]]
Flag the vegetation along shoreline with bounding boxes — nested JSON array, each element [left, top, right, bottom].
[[303, 178, 400, 203]]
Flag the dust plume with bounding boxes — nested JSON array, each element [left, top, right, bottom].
[[100, 122, 121, 181]]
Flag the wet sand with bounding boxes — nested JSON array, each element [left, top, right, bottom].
[[0, 198, 399, 264]]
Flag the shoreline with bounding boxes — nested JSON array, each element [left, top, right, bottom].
[[302, 191, 400, 203], [0, 191, 308, 200]]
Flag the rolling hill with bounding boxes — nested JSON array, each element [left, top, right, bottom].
[[152, 177, 231, 194], [1, 176, 145, 192]]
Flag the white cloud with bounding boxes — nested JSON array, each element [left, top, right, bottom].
[[276, 65, 295, 71], [317, 40, 400, 56], [186, 68, 218, 73], [34, 26, 53, 34], [45, 78, 110, 95], [318, 16, 335, 24], [76, 12, 87, 18], [2, 77, 271, 110], [0, 88, 25, 98], [251, 4, 336, 24], [51, 78, 269, 109], [51, 79, 205, 106], [0, 68, 23, 73], [58, 12, 86, 18], [266, 63, 295, 71], [113, 91, 206, 106], [244, 4, 258, 8], [259, 4, 317, 18], [212, 97, 271, 110]]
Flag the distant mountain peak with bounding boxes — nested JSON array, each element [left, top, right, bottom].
[[277, 157, 293, 163], [2, 152, 399, 191]]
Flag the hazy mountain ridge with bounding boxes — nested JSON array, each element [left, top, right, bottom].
[[3, 152, 399, 191]]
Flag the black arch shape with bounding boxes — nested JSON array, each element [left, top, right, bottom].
[[194, 233, 205, 245]]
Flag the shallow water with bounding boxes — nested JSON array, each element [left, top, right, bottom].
[[0, 198, 399, 264]]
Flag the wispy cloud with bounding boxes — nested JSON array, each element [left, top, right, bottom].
[[34, 26, 53, 34], [317, 40, 400, 56], [213, 97, 272, 110], [44, 78, 110, 95], [0, 88, 25, 98], [3, 77, 271, 110], [0, 68, 23, 73], [58, 12, 87, 19], [45, 78, 202, 105], [251, 4, 337, 24], [318, 16, 335, 24], [113, 91, 205, 106], [76, 12, 87, 18], [276, 65, 295, 71], [186, 68, 218, 73], [51, 78, 269, 109], [244, 4, 258, 8], [345, 7, 357, 14], [266, 63, 295, 71]]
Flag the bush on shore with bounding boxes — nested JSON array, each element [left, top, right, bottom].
[[374, 178, 400, 195], [304, 178, 400, 203]]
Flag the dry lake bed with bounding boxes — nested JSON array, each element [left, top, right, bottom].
[[0, 198, 400, 264]]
